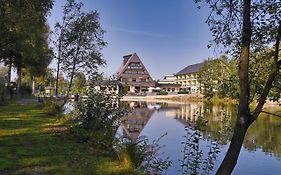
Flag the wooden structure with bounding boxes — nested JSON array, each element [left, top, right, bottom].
[[116, 53, 155, 94]]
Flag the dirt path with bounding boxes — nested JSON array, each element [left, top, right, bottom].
[[16, 98, 39, 105]]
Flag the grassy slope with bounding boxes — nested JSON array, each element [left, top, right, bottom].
[[0, 103, 130, 175]]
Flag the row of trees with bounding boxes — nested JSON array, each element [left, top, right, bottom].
[[0, 0, 106, 100], [0, 0, 54, 95], [199, 48, 281, 101]]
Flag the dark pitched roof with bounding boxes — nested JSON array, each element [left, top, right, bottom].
[[123, 54, 132, 65], [176, 62, 204, 75]]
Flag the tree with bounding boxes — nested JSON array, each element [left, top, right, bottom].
[[25, 68, 56, 90], [72, 72, 87, 95], [52, 0, 80, 97], [195, 0, 281, 174], [72, 78, 126, 149], [55, 0, 106, 99], [198, 56, 239, 100], [0, 66, 8, 104], [0, 0, 53, 94], [198, 49, 281, 102]]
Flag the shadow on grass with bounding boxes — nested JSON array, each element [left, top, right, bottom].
[[0, 103, 129, 175]]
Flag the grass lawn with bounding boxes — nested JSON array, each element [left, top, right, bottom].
[[0, 102, 132, 175]]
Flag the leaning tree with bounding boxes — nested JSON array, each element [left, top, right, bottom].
[[195, 0, 281, 174], [54, 0, 106, 98]]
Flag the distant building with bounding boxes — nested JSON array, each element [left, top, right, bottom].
[[175, 62, 204, 93], [45, 86, 55, 96], [116, 53, 155, 94], [157, 74, 177, 84], [157, 74, 180, 93], [93, 80, 120, 94]]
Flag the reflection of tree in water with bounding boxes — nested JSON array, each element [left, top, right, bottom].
[[179, 116, 220, 175], [243, 113, 281, 158], [177, 103, 281, 174], [175, 103, 236, 145], [201, 104, 235, 145], [121, 101, 281, 173]]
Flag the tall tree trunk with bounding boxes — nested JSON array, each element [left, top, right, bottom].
[[216, 0, 252, 174], [16, 62, 22, 96], [7, 57, 12, 84], [55, 59, 60, 97], [252, 21, 281, 121], [55, 39, 62, 97], [216, 116, 250, 174], [55, 10, 67, 98], [66, 62, 76, 99], [7, 58, 12, 99], [65, 32, 82, 102], [32, 76, 35, 94]]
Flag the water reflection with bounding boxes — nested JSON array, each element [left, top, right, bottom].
[[121, 101, 281, 174], [244, 115, 281, 158], [121, 101, 156, 141], [122, 102, 236, 143]]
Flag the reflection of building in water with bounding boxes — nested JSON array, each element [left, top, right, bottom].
[[175, 103, 204, 122], [173, 103, 234, 123], [157, 103, 181, 118], [121, 101, 156, 141], [121, 101, 235, 141]]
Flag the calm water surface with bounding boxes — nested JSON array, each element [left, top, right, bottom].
[[120, 101, 281, 175]]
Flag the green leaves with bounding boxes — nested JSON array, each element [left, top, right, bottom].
[[58, 0, 106, 77], [72, 77, 126, 149], [195, 0, 280, 54], [0, 0, 53, 94], [53, 0, 106, 96], [198, 56, 239, 100]]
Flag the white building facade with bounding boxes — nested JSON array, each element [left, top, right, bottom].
[[175, 63, 203, 94]]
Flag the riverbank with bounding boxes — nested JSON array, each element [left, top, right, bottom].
[[122, 93, 203, 103], [0, 102, 133, 175], [122, 94, 281, 108]]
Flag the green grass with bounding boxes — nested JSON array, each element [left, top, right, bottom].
[[0, 102, 136, 175]]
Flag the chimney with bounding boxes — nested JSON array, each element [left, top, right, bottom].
[[123, 54, 132, 65]]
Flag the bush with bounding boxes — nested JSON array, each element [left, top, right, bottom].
[[0, 84, 7, 105], [20, 85, 32, 97], [178, 90, 189, 94], [71, 80, 127, 150], [42, 100, 63, 115], [157, 91, 168, 95], [116, 135, 172, 175]]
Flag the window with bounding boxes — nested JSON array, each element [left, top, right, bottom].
[[127, 62, 143, 69]]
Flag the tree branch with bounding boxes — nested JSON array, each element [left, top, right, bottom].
[[261, 110, 281, 118], [251, 21, 281, 122]]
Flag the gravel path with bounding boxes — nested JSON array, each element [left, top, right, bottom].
[[16, 98, 39, 105]]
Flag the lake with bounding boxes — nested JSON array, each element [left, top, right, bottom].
[[120, 101, 281, 175]]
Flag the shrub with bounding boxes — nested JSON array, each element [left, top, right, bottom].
[[71, 80, 127, 150], [42, 100, 63, 115], [116, 135, 172, 175], [178, 90, 189, 94], [157, 91, 168, 95], [20, 85, 32, 97], [0, 84, 7, 105]]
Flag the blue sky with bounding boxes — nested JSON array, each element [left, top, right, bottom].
[[48, 0, 216, 80]]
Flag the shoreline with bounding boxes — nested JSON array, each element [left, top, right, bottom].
[[121, 93, 203, 104], [122, 94, 281, 108]]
